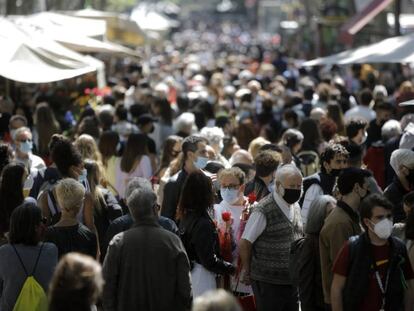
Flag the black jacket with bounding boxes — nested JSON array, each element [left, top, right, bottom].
[[179, 210, 234, 275], [161, 170, 188, 221], [384, 177, 410, 223]]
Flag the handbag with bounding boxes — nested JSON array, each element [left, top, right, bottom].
[[233, 276, 256, 311]]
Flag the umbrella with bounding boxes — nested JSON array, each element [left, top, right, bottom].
[[302, 33, 414, 66], [0, 18, 104, 84]]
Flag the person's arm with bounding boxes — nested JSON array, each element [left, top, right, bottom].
[[102, 235, 122, 311], [331, 274, 346, 311], [301, 184, 323, 225], [161, 181, 179, 220], [175, 247, 193, 310], [239, 211, 267, 284], [298, 238, 317, 310], [37, 191, 51, 225], [329, 224, 354, 267]]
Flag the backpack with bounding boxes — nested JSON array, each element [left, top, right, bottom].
[[296, 150, 320, 177], [288, 237, 306, 286], [12, 243, 48, 311]]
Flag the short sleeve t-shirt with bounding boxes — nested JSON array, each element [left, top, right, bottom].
[[333, 241, 414, 311]]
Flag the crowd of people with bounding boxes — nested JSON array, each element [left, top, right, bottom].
[[0, 21, 414, 311]]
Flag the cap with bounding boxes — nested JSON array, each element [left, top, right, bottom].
[[137, 113, 157, 125]]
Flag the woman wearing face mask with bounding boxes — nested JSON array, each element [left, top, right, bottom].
[[37, 139, 95, 234], [213, 167, 254, 294]]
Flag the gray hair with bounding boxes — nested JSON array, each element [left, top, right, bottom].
[[200, 127, 224, 146], [127, 187, 157, 221], [305, 195, 336, 234], [14, 126, 32, 139], [381, 120, 401, 141], [274, 164, 302, 183], [401, 114, 414, 131], [390, 149, 414, 173], [125, 177, 152, 200], [55, 178, 85, 214], [192, 289, 241, 311]]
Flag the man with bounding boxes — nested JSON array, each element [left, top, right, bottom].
[[103, 187, 192, 311], [103, 177, 178, 257], [384, 149, 414, 223], [13, 126, 45, 175], [239, 164, 303, 311], [161, 135, 209, 220], [301, 144, 349, 224], [366, 100, 393, 147], [331, 194, 414, 311], [345, 118, 368, 146], [344, 88, 376, 122], [319, 167, 372, 308], [244, 150, 282, 202], [7, 114, 27, 143]]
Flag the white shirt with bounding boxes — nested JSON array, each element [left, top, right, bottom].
[[301, 183, 323, 225], [16, 153, 46, 175], [344, 106, 376, 122], [242, 192, 300, 244]]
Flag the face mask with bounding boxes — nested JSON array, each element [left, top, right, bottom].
[[267, 179, 275, 193], [220, 188, 239, 205], [361, 131, 368, 144], [279, 185, 301, 204], [330, 168, 342, 177], [194, 156, 209, 170], [10, 129, 17, 140], [370, 218, 393, 240], [20, 141, 33, 154], [78, 169, 88, 184]]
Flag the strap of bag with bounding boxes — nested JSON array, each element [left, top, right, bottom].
[[11, 243, 44, 277]]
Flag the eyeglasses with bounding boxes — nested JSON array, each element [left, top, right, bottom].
[[221, 184, 241, 190]]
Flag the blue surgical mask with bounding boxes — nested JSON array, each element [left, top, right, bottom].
[[267, 179, 275, 193], [20, 141, 33, 154], [220, 188, 239, 205], [78, 169, 88, 184], [194, 156, 209, 170]]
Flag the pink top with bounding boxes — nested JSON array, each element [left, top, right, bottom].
[[114, 155, 152, 198]]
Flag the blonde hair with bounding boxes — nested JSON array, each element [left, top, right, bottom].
[[74, 134, 102, 163], [248, 137, 270, 159], [55, 178, 85, 215]]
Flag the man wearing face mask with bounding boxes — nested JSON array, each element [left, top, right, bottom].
[[244, 150, 282, 202], [384, 149, 414, 223], [13, 127, 45, 175], [319, 167, 372, 309], [331, 194, 414, 311], [301, 144, 349, 225], [161, 135, 209, 221], [213, 167, 252, 294], [239, 164, 303, 311], [366, 101, 393, 147]]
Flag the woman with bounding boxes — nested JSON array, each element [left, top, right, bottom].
[[155, 135, 183, 180], [84, 159, 122, 256], [33, 102, 61, 161], [298, 195, 336, 311], [213, 167, 253, 294], [0, 163, 27, 244], [327, 102, 345, 136], [74, 134, 103, 164], [98, 131, 120, 192], [114, 133, 152, 199], [178, 171, 235, 297], [0, 203, 58, 311], [49, 253, 103, 311], [37, 138, 95, 233], [45, 178, 97, 259]]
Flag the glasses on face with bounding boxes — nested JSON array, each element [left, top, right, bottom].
[[221, 184, 241, 190], [18, 139, 32, 143]]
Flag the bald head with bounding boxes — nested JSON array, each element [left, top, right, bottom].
[[229, 149, 253, 166]]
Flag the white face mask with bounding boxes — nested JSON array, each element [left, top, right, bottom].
[[370, 218, 393, 240], [220, 188, 240, 205]]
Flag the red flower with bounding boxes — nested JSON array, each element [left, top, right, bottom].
[[84, 88, 91, 95], [247, 192, 257, 204], [221, 211, 232, 222]]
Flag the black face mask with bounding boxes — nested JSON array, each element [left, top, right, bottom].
[[283, 188, 302, 204], [407, 169, 414, 185], [330, 168, 342, 177]]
